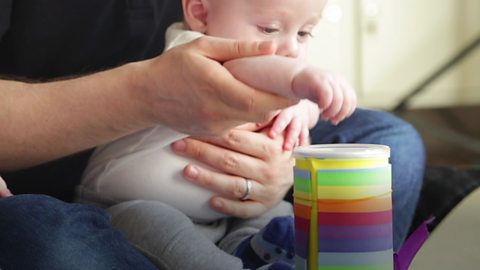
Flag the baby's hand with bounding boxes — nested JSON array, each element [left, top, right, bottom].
[[268, 100, 318, 151], [292, 67, 357, 125], [0, 176, 13, 198]]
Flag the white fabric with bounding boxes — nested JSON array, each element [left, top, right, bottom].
[[80, 23, 226, 222]]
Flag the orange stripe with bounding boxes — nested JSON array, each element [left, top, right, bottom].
[[317, 195, 391, 213], [294, 203, 312, 219]]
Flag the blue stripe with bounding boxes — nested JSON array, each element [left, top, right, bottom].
[[318, 236, 393, 252], [294, 168, 311, 180], [318, 250, 393, 266]]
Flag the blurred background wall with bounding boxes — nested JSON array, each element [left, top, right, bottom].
[[307, 0, 480, 110], [305, 4, 479, 268]]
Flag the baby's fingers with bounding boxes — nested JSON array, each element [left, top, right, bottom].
[[299, 125, 310, 147], [283, 118, 302, 151], [329, 81, 357, 124], [268, 111, 293, 139], [320, 79, 344, 122]]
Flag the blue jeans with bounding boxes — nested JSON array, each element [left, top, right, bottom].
[[0, 194, 158, 270], [0, 108, 424, 269]]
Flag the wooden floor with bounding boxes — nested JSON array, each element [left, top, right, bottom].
[[395, 105, 480, 168]]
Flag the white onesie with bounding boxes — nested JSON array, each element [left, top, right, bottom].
[[79, 23, 226, 222]]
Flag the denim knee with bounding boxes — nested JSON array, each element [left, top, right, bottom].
[[0, 195, 110, 268], [0, 194, 157, 270]]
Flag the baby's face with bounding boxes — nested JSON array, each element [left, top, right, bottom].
[[205, 0, 327, 59]]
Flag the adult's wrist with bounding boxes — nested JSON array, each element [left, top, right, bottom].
[[117, 61, 159, 128], [123, 57, 170, 129]]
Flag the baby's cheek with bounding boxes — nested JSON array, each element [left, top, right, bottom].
[[296, 47, 309, 59]]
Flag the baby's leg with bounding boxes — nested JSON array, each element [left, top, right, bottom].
[[107, 200, 244, 270], [219, 201, 295, 269]]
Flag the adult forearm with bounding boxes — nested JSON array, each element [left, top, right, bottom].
[[0, 63, 151, 171], [0, 37, 296, 171]]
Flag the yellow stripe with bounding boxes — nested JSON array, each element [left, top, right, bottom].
[[295, 158, 388, 170], [298, 161, 318, 270], [294, 190, 314, 201], [316, 185, 392, 200], [294, 197, 313, 206]]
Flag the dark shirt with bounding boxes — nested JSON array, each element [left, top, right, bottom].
[[0, 0, 183, 200]]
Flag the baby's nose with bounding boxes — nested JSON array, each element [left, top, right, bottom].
[[276, 37, 300, 58]]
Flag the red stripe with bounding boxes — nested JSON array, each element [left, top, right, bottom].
[[317, 210, 392, 226], [295, 216, 310, 232]]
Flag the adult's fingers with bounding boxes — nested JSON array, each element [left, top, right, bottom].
[[193, 37, 276, 62], [182, 164, 273, 218], [190, 37, 296, 124], [183, 129, 285, 161], [172, 137, 268, 180], [209, 196, 270, 219], [183, 164, 265, 202]]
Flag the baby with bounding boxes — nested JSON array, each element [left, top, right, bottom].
[[78, 0, 355, 222], [77, 0, 356, 269]]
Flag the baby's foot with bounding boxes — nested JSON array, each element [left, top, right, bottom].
[[235, 216, 295, 269]]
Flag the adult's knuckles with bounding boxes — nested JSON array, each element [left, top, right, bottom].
[[262, 167, 279, 184], [262, 141, 282, 157], [184, 140, 207, 160], [221, 153, 240, 172], [231, 40, 243, 57], [223, 130, 241, 148]]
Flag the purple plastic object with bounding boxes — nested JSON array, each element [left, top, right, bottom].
[[394, 217, 434, 270]]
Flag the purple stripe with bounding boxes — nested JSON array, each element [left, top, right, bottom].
[[318, 223, 392, 239], [318, 236, 393, 252], [295, 229, 309, 258]]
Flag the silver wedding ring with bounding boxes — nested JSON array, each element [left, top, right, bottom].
[[240, 178, 252, 201]]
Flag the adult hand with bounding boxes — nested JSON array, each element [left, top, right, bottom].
[[171, 128, 294, 218], [0, 176, 13, 198], [138, 36, 296, 136]]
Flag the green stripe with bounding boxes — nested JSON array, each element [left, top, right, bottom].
[[316, 168, 390, 186], [294, 176, 311, 192], [318, 264, 393, 270]]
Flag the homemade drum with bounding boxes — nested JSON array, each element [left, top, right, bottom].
[[293, 144, 393, 270]]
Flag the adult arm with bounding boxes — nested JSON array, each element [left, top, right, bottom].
[[172, 128, 294, 218], [0, 37, 295, 171]]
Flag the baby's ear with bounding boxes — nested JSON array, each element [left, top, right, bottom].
[[182, 0, 208, 32]]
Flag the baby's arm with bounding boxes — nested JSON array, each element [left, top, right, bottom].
[[224, 55, 357, 150], [224, 55, 357, 125]]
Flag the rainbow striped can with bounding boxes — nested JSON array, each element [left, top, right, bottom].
[[293, 144, 393, 270]]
